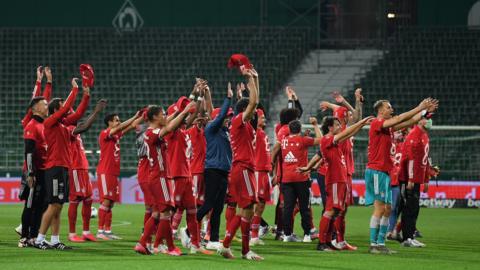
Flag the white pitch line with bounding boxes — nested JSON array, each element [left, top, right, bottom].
[[110, 221, 132, 227]]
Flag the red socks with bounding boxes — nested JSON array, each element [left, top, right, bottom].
[[141, 216, 158, 246], [225, 205, 236, 232], [335, 214, 345, 242], [98, 205, 109, 231], [223, 215, 241, 248], [68, 201, 79, 233], [186, 209, 199, 247], [319, 214, 332, 243], [160, 216, 175, 251], [144, 210, 152, 226], [171, 208, 184, 231], [240, 217, 251, 255], [250, 215, 261, 238], [82, 198, 92, 232]]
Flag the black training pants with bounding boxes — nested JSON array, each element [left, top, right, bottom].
[[401, 182, 420, 240], [281, 181, 311, 236], [196, 168, 228, 242]]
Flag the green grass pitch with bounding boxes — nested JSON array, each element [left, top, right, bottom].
[[1, 204, 479, 270]]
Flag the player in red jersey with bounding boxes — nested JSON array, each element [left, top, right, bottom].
[[18, 66, 52, 247], [132, 113, 153, 248], [386, 129, 408, 242], [249, 108, 271, 246], [96, 110, 141, 240], [67, 90, 107, 243], [33, 78, 80, 250], [277, 118, 321, 244], [134, 102, 196, 256], [271, 106, 302, 240], [218, 68, 263, 261], [399, 119, 432, 248], [318, 89, 364, 250], [316, 115, 373, 251], [365, 98, 438, 254]]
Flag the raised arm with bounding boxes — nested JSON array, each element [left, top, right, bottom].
[[44, 78, 79, 128], [110, 110, 141, 136], [241, 70, 258, 122], [383, 98, 437, 129], [333, 91, 355, 113], [73, 99, 107, 135], [159, 102, 196, 137], [22, 67, 44, 127], [43, 66, 53, 101], [205, 87, 232, 133], [309, 117, 322, 144], [334, 116, 374, 143], [286, 86, 303, 117], [204, 84, 214, 116], [63, 86, 90, 126], [350, 88, 363, 124], [319, 101, 340, 112]]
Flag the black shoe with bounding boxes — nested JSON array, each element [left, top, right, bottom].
[[414, 230, 423, 238], [52, 242, 72, 250], [18, 238, 29, 248], [34, 240, 53, 250], [274, 232, 283, 241], [377, 245, 397, 255], [316, 243, 333, 252]]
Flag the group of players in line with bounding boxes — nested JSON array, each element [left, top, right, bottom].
[[17, 62, 439, 260]]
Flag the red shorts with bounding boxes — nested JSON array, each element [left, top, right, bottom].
[[137, 157, 149, 184], [230, 165, 257, 208], [255, 171, 271, 202], [139, 182, 155, 206], [98, 173, 119, 202], [150, 177, 174, 212], [325, 182, 347, 212], [172, 177, 196, 209], [346, 175, 354, 206], [69, 169, 92, 200], [192, 173, 205, 205]]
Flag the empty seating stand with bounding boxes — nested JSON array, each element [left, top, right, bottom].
[[0, 27, 312, 172]]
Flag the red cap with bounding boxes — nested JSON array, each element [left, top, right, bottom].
[[256, 108, 265, 118], [211, 107, 233, 120], [167, 104, 177, 115], [79, 64, 94, 88], [333, 106, 348, 120], [227, 54, 253, 70]]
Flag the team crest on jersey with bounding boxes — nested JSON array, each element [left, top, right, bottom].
[[284, 151, 298, 163]]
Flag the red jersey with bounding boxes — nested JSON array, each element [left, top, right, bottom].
[[280, 134, 315, 182], [97, 128, 123, 176], [390, 140, 404, 186], [187, 126, 206, 174], [44, 87, 78, 169], [316, 149, 328, 176], [144, 127, 168, 181], [401, 126, 430, 184], [70, 133, 89, 170], [255, 128, 272, 172], [165, 128, 191, 178], [230, 113, 255, 169], [23, 116, 48, 170], [367, 118, 393, 172], [321, 135, 347, 184], [340, 136, 355, 176], [22, 81, 52, 128]]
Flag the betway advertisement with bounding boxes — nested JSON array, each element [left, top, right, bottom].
[[1, 177, 479, 208]]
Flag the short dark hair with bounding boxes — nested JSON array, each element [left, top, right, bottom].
[[104, 113, 119, 127], [235, 98, 250, 114], [29, 96, 45, 109], [279, 108, 298, 125], [373, 100, 389, 114], [288, 120, 302, 134], [321, 116, 339, 135], [147, 105, 162, 121], [48, 98, 63, 115]]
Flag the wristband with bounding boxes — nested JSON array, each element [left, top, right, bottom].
[[420, 109, 427, 118], [197, 97, 204, 101], [189, 94, 195, 100]]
